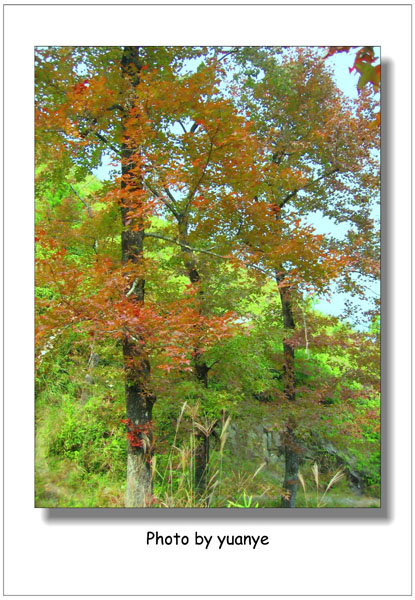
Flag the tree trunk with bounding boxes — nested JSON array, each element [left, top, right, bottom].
[[178, 220, 210, 493], [123, 337, 154, 507], [80, 344, 99, 405], [121, 46, 154, 507], [281, 426, 299, 507], [194, 430, 210, 491], [276, 270, 299, 508], [193, 350, 210, 492]]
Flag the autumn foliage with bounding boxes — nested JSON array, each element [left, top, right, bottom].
[[35, 46, 380, 508]]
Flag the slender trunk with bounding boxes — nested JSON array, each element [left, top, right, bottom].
[[121, 46, 154, 507], [193, 351, 210, 491], [276, 270, 299, 508], [123, 337, 154, 507], [178, 219, 210, 492], [71, 188, 99, 406], [282, 425, 299, 507], [80, 342, 99, 405]]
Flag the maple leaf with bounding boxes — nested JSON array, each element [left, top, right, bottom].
[[323, 46, 353, 59]]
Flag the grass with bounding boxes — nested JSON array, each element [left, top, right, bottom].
[[152, 404, 243, 507], [35, 377, 380, 508], [298, 462, 345, 508], [36, 395, 275, 508]]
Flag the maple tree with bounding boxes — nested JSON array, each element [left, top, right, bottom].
[[223, 47, 379, 505], [35, 46, 380, 507]]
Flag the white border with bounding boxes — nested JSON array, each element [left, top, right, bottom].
[[4, 3, 411, 596]]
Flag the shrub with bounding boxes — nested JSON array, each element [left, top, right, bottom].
[[47, 396, 126, 476]]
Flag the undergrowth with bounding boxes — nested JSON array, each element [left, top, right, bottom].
[[35, 350, 380, 508]]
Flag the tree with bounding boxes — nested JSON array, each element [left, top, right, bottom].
[[36, 46, 191, 505], [225, 47, 379, 505], [36, 46, 249, 504], [120, 53, 259, 492]]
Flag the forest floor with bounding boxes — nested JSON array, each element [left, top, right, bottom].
[[35, 430, 380, 509], [35, 381, 380, 509]]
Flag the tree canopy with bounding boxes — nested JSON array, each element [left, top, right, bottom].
[[35, 46, 380, 508]]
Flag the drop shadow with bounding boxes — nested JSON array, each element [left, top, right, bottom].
[[42, 59, 391, 526]]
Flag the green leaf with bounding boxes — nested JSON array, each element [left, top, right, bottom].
[[356, 62, 379, 92]]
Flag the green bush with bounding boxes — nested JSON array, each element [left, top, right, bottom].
[[47, 396, 126, 476]]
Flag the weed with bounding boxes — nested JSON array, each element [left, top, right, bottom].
[[298, 463, 345, 507], [227, 492, 259, 508]]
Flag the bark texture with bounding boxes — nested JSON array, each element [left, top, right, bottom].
[[281, 426, 299, 507], [121, 46, 154, 507], [178, 218, 210, 492], [276, 270, 299, 508]]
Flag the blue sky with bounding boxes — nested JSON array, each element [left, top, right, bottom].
[[308, 49, 380, 324]]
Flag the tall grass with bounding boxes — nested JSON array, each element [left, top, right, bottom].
[[298, 463, 345, 507], [151, 402, 271, 508], [152, 403, 229, 507]]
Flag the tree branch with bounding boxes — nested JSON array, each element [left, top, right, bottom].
[[144, 232, 227, 261], [218, 48, 239, 62], [144, 232, 271, 276], [70, 184, 98, 252], [126, 278, 139, 297], [207, 358, 220, 370], [184, 139, 214, 213], [144, 180, 181, 221], [177, 119, 188, 134], [190, 122, 200, 134], [93, 132, 121, 157], [107, 103, 125, 113], [279, 167, 340, 209], [163, 186, 178, 206], [70, 184, 94, 218]]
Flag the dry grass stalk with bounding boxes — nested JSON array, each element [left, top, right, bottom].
[[299, 463, 345, 508]]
